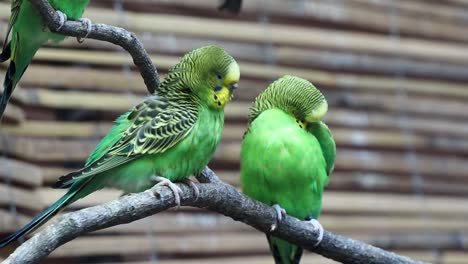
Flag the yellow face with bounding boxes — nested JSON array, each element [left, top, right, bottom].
[[210, 62, 240, 110]]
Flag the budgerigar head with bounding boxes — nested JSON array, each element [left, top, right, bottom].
[[164, 45, 240, 110], [249, 75, 328, 124]]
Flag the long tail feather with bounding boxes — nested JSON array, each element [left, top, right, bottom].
[[0, 60, 17, 120], [0, 42, 11, 63], [267, 235, 303, 264], [0, 189, 76, 248]]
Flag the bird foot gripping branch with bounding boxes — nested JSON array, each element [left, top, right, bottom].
[[56, 10, 67, 30], [183, 178, 200, 201], [55, 10, 93, 43], [270, 204, 287, 232], [151, 176, 201, 208], [151, 176, 184, 208], [305, 217, 324, 247], [77, 18, 92, 43]]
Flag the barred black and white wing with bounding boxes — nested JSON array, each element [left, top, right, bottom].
[[54, 96, 198, 188]]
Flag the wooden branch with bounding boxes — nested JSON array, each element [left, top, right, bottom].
[[37, 184, 468, 218], [2, 170, 428, 264], [28, 0, 159, 94], [37, 169, 468, 198]]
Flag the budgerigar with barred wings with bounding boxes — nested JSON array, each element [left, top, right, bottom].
[[0, 0, 91, 120], [0, 45, 240, 248], [241, 76, 335, 264]]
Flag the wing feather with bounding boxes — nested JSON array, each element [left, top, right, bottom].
[[1, 0, 22, 57], [54, 95, 198, 188], [307, 121, 336, 177]]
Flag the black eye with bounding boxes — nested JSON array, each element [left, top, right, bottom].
[[217, 74, 222, 80]]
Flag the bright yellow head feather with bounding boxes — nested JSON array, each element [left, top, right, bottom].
[[210, 60, 240, 110]]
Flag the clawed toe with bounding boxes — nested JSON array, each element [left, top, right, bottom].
[[151, 176, 183, 208], [306, 217, 324, 247], [54, 11, 92, 44], [77, 18, 93, 43], [183, 178, 200, 200], [56, 11, 67, 30], [270, 204, 287, 232]]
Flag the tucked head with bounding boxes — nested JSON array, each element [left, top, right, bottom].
[[162, 45, 240, 110], [249, 75, 327, 123]]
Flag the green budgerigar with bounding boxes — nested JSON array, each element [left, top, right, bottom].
[[0, 0, 91, 120], [240, 75, 335, 264], [0, 45, 240, 248]]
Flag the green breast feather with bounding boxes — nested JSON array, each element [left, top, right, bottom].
[[240, 75, 335, 264], [241, 108, 329, 219]]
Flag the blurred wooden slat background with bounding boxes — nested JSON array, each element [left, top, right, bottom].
[[1, 0, 468, 263]]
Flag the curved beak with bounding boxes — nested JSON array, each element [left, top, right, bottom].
[[228, 82, 239, 91]]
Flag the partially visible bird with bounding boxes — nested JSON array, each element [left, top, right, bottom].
[[218, 0, 243, 14], [240, 75, 335, 264], [0, 0, 91, 120], [0, 45, 240, 248]]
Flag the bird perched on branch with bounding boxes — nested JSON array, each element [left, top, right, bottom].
[[0, 0, 91, 121], [240, 75, 335, 264], [0, 45, 240, 248]]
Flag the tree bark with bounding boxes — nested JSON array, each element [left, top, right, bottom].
[[3, 173, 428, 264]]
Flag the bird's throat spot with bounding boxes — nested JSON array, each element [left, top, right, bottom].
[[211, 86, 231, 109], [296, 119, 306, 129]]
